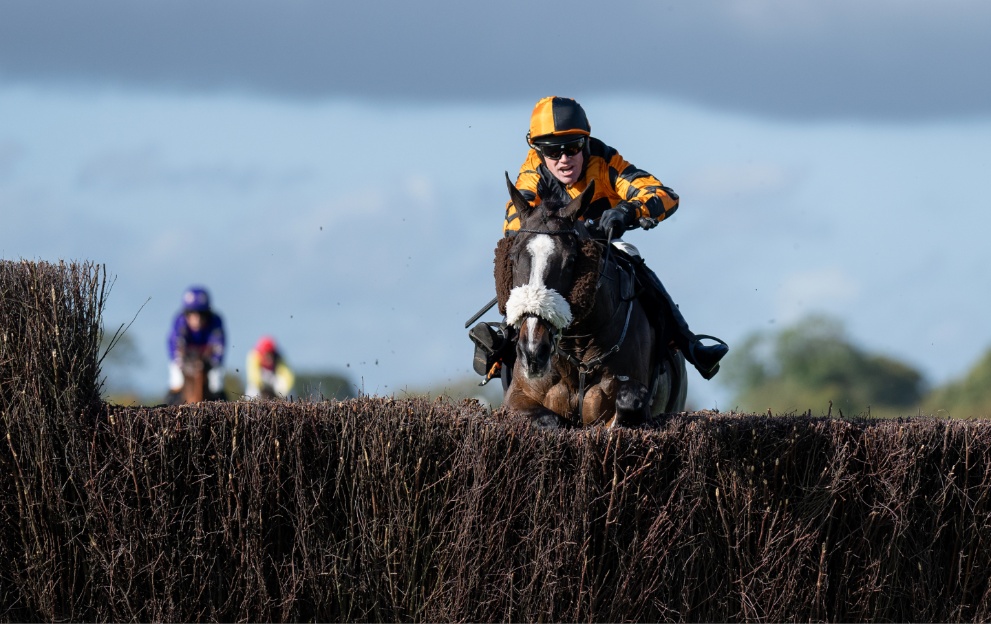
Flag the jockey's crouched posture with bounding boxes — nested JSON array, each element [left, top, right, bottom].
[[166, 285, 227, 402], [470, 96, 728, 383]]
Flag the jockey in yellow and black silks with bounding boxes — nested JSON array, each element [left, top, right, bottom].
[[503, 97, 679, 235], [470, 96, 728, 383]]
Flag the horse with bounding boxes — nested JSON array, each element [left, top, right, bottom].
[[496, 174, 687, 428], [178, 347, 213, 404], [179, 350, 208, 404]]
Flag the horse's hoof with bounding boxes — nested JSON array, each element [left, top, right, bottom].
[[530, 414, 564, 429]]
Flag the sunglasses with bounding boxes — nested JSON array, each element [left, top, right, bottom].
[[537, 137, 586, 160]]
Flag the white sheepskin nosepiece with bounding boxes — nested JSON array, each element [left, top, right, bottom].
[[505, 283, 573, 329]]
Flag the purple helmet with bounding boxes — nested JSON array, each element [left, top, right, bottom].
[[181, 286, 211, 313]]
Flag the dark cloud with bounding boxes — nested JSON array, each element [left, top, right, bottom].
[[2, 0, 989, 121]]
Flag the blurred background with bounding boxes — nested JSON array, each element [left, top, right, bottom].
[[2, 1, 990, 415]]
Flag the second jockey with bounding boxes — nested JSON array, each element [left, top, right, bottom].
[[245, 335, 295, 399], [166, 285, 227, 401]]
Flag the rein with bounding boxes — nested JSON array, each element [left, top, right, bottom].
[[515, 227, 580, 237], [559, 294, 635, 425], [515, 221, 633, 425]]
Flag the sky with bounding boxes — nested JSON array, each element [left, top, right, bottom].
[[2, 0, 990, 410]]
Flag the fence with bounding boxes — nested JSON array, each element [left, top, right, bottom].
[[2, 259, 990, 622]]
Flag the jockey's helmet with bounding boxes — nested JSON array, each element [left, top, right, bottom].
[[255, 335, 276, 355], [182, 286, 211, 313], [527, 96, 591, 147]]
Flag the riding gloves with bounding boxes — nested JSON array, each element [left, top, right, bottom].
[[208, 367, 225, 394], [598, 202, 638, 238]]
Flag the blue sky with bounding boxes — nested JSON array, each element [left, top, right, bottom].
[[2, 1, 990, 409]]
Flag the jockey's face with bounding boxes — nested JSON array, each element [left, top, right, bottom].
[[544, 147, 583, 186], [185, 311, 204, 332]]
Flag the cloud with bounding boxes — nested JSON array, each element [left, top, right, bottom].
[[775, 268, 862, 324], [1, 0, 990, 121], [75, 145, 313, 193], [402, 175, 437, 207], [680, 162, 797, 202]]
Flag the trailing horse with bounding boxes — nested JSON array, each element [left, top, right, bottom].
[[497, 175, 687, 428], [180, 350, 209, 404], [165, 347, 221, 405]]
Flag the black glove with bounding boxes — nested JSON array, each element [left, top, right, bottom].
[[598, 202, 638, 238]]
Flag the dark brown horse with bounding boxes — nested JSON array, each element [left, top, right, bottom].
[[498, 175, 687, 428], [180, 350, 209, 404]]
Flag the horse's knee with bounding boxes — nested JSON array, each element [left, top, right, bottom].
[[581, 387, 607, 426], [505, 390, 569, 429], [614, 381, 649, 427], [531, 411, 567, 429]]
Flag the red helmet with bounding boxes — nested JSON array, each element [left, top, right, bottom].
[[255, 336, 276, 355]]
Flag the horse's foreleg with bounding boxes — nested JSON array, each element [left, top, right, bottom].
[[612, 378, 651, 427], [504, 384, 569, 429], [581, 386, 610, 426]]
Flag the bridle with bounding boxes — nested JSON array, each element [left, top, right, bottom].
[[513, 222, 635, 425]]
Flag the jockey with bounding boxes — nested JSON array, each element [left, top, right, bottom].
[[470, 96, 728, 383], [245, 335, 295, 399], [166, 285, 227, 400]]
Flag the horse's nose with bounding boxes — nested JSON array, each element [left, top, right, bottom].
[[520, 337, 554, 378]]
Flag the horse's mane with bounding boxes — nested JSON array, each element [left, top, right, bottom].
[[494, 236, 514, 316], [494, 204, 602, 324]]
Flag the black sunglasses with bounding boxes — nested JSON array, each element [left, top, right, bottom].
[[537, 136, 586, 160]]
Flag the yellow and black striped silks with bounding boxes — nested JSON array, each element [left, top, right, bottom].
[[528, 96, 591, 142], [503, 137, 680, 234]]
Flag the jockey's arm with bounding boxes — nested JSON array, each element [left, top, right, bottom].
[[166, 314, 185, 363], [206, 317, 226, 368], [274, 361, 295, 396], [246, 351, 263, 395], [503, 151, 544, 234], [502, 144, 679, 234], [602, 147, 680, 224]]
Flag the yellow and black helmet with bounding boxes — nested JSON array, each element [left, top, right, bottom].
[[527, 96, 591, 146]]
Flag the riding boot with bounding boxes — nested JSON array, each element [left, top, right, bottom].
[[631, 259, 728, 380], [469, 321, 517, 379]]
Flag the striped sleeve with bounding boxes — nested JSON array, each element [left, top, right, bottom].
[[607, 149, 680, 223], [503, 150, 543, 233]]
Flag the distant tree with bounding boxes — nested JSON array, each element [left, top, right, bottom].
[[224, 372, 245, 400], [399, 375, 504, 409], [292, 371, 357, 401], [721, 314, 926, 417], [923, 349, 991, 418], [99, 327, 144, 393]]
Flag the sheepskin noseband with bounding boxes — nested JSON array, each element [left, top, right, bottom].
[[505, 283, 573, 330]]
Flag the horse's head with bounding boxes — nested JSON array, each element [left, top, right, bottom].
[[504, 173, 595, 379], [180, 347, 212, 404]]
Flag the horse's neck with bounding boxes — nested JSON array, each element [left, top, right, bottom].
[[183, 358, 208, 403], [579, 256, 635, 329]]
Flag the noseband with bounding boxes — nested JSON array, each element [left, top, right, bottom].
[[511, 224, 636, 424], [505, 226, 583, 331]]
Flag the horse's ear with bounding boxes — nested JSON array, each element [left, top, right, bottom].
[[505, 172, 534, 222], [560, 179, 595, 221]]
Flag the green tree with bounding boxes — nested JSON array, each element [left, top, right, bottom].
[[721, 314, 926, 417], [923, 349, 991, 418], [99, 327, 144, 394]]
